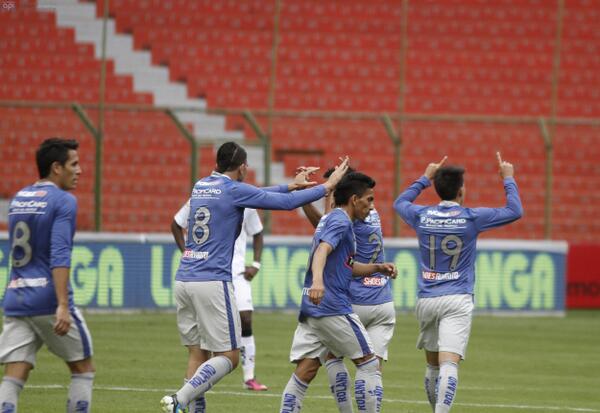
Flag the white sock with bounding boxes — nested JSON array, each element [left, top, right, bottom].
[[354, 358, 381, 413], [280, 373, 308, 413], [435, 361, 458, 413], [0, 377, 24, 413], [67, 372, 94, 413], [241, 335, 256, 382], [325, 358, 353, 413], [176, 356, 233, 407], [425, 364, 440, 411], [184, 379, 206, 413]]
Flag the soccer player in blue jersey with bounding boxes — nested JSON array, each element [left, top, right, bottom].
[[160, 142, 349, 413], [303, 168, 395, 413], [393, 153, 523, 413], [280, 172, 397, 413], [0, 138, 95, 413]]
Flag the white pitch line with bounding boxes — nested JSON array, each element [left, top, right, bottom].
[[28, 384, 600, 412]]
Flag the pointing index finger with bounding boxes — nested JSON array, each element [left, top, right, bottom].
[[496, 151, 503, 165], [439, 156, 448, 167]]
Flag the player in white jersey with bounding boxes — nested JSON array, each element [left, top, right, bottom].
[[393, 154, 522, 413], [171, 207, 268, 391], [0, 138, 95, 413], [161, 142, 349, 413]]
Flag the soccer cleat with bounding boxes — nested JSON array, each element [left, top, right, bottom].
[[244, 378, 268, 391], [160, 394, 187, 413]]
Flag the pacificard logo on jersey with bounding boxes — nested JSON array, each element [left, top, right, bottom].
[[192, 187, 222, 197], [10, 200, 48, 209], [420, 217, 466, 226]]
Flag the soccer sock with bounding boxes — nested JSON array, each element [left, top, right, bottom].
[[424, 364, 440, 411], [435, 361, 458, 413], [0, 376, 24, 413], [354, 358, 382, 413], [325, 358, 353, 413], [241, 335, 256, 382], [176, 356, 233, 407], [184, 379, 206, 413], [280, 373, 308, 413], [67, 372, 94, 413]]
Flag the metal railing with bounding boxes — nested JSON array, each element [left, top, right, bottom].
[[2, 99, 600, 237]]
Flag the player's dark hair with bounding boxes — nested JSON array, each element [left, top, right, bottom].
[[333, 172, 376, 206], [216, 142, 247, 173], [323, 165, 355, 179], [434, 166, 465, 200], [36, 138, 79, 179]]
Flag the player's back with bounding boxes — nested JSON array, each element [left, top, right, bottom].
[[176, 173, 243, 283], [412, 202, 481, 298], [350, 209, 392, 305], [4, 182, 76, 316]]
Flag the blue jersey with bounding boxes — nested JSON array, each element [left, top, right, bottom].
[[350, 209, 393, 305], [176, 172, 327, 282], [300, 208, 356, 318], [3, 182, 77, 316], [394, 176, 523, 298]]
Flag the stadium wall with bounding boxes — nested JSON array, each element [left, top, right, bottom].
[[0, 233, 568, 313], [566, 244, 600, 308]]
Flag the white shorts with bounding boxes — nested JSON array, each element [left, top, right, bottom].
[[174, 280, 242, 352], [352, 301, 396, 361], [415, 294, 474, 359], [289, 313, 374, 363], [0, 307, 93, 367], [233, 274, 253, 312]]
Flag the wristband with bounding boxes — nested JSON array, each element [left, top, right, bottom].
[[251, 261, 261, 270]]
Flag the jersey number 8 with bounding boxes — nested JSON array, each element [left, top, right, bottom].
[[11, 221, 33, 268], [192, 207, 211, 245]]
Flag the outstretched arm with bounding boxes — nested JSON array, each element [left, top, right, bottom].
[[235, 158, 350, 210], [352, 262, 397, 279]]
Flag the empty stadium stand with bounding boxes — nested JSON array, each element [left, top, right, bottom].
[[1, 0, 599, 241]]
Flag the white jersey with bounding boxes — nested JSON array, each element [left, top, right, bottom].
[[174, 201, 263, 276]]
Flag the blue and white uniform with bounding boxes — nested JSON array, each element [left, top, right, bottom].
[[174, 172, 328, 352], [394, 175, 522, 357], [290, 208, 373, 363], [350, 209, 395, 360], [0, 182, 93, 366]]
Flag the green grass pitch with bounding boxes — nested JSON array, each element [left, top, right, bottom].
[[11, 310, 600, 412]]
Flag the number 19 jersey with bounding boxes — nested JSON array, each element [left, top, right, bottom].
[[394, 176, 523, 298]]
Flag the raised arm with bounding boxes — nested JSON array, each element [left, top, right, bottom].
[[302, 203, 323, 228], [393, 156, 446, 226], [473, 153, 523, 231]]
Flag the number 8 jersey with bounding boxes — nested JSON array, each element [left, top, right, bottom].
[[4, 182, 77, 316], [394, 176, 523, 298]]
